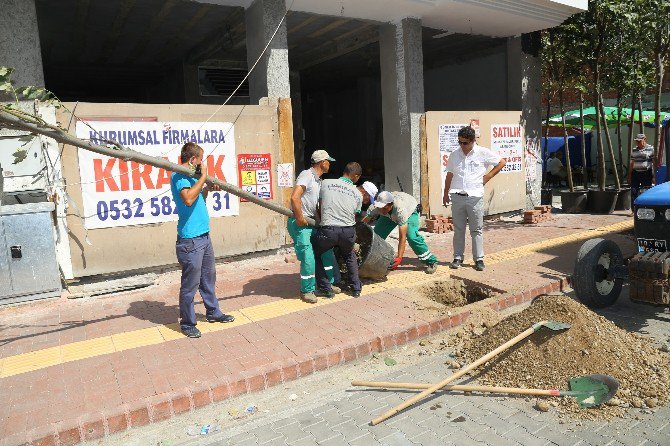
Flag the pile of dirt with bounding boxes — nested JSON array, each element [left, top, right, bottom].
[[459, 295, 670, 419]]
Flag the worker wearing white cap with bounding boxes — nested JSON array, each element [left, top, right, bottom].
[[357, 181, 378, 206], [629, 133, 655, 209], [287, 149, 340, 304], [362, 190, 438, 274]]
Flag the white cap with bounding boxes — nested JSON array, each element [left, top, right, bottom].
[[373, 190, 394, 208], [311, 150, 336, 163], [361, 181, 378, 204], [634, 133, 646, 141]]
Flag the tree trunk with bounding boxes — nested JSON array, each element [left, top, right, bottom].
[[559, 89, 574, 192], [594, 71, 606, 190], [544, 97, 551, 183], [0, 109, 314, 225], [599, 95, 620, 190], [616, 92, 623, 179], [653, 53, 664, 174], [628, 92, 635, 184], [638, 93, 644, 134], [579, 92, 588, 189]]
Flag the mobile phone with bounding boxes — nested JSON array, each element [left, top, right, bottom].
[[195, 164, 202, 175]]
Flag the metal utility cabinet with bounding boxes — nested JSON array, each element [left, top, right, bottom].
[[0, 202, 61, 304]]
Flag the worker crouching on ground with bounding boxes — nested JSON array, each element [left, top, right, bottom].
[[312, 162, 364, 298], [362, 190, 438, 274], [288, 150, 341, 304], [171, 143, 235, 339]]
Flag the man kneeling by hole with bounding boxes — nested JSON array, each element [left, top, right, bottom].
[[362, 190, 438, 274]]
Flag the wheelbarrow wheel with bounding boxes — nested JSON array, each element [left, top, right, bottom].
[[573, 238, 624, 308]]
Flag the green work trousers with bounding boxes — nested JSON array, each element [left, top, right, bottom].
[[373, 212, 438, 265], [287, 218, 338, 293]]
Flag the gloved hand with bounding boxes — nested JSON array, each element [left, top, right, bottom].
[[389, 257, 402, 271]]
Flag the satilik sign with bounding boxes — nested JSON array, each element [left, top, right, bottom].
[[75, 121, 239, 229]]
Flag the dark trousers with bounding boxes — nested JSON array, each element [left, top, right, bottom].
[[630, 169, 653, 208], [312, 226, 362, 292], [176, 233, 224, 328]]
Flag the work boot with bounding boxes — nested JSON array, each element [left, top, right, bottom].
[[315, 288, 336, 299], [301, 292, 318, 303], [330, 284, 342, 294], [450, 259, 463, 269], [474, 260, 485, 271], [206, 314, 235, 323], [181, 326, 201, 338], [425, 263, 437, 274]]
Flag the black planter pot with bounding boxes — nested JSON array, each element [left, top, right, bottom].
[[560, 189, 588, 214], [614, 187, 632, 211], [587, 189, 619, 214], [541, 189, 553, 206]]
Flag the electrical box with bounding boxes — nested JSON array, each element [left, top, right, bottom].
[[0, 202, 61, 305]]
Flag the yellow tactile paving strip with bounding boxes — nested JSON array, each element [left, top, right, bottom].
[[0, 219, 632, 379]]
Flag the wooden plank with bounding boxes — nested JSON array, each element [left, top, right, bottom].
[[419, 114, 430, 218], [306, 18, 348, 39]]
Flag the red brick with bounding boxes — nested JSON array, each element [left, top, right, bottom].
[[192, 388, 211, 409], [265, 368, 282, 388], [171, 391, 192, 415], [429, 320, 442, 334], [379, 334, 395, 350], [280, 363, 299, 383], [150, 399, 172, 422], [80, 414, 105, 441], [355, 342, 371, 358], [342, 346, 357, 362], [32, 433, 57, 446], [104, 411, 128, 435], [228, 379, 247, 397], [324, 350, 341, 368], [297, 358, 314, 377], [416, 323, 430, 338], [369, 337, 381, 353], [244, 373, 266, 392], [56, 425, 81, 446], [393, 332, 407, 346], [128, 404, 150, 428]]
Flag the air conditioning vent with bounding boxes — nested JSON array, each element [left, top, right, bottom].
[[198, 67, 249, 97]]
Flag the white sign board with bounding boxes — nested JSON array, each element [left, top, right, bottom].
[[277, 163, 294, 187], [76, 121, 239, 229], [491, 124, 523, 173], [438, 123, 467, 197]]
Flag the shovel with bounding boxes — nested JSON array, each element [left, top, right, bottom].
[[352, 374, 619, 409], [369, 320, 570, 425]]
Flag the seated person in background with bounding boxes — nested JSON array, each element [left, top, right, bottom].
[[547, 150, 568, 179]]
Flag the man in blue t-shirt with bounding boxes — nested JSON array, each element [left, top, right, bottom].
[[171, 142, 234, 338]]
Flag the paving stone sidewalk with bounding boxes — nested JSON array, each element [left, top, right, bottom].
[[0, 212, 639, 446]]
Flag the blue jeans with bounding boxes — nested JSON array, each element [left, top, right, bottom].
[[176, 233, 224, 328]]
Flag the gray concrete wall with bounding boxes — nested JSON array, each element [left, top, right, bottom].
[[245, 0, 290, 104], [0, 0, 44, 88], [424, 47, 507, 112], [379, 18, 424, 197]]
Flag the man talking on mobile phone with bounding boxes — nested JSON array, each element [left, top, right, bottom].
[[170, 142, 235, 338]]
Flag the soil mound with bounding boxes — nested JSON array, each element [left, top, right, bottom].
[[420, 279, 497, 307], [460, 295, 670, 419]]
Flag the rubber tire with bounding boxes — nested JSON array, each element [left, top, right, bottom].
[[573, 238, 623, 308]]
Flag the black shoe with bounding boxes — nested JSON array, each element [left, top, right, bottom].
[[181, 326, 201, 338], [351, 290, 361, 298], [450, 259, 463, 269], [206, 314, 236, 323], [474, 260, 485, 271], [425, 263, 437, 274], [315, 288, 336, 299]]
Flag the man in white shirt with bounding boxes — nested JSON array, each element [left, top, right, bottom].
[[442, 126, 507, 271], [547, 150, 567, 179]]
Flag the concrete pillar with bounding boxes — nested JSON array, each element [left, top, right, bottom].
[[508, 34, 543, 209], [0, 0, 44, 88], [289, 71, 304, 172], [379, 18, 424, 197], [245, 0, 290, 104]]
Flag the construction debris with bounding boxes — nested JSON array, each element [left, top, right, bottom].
[[424, 214, 453, 233], [460, 295, 670, 419], [522, 205, 554, 224]]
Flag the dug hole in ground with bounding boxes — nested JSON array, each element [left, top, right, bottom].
[[82, 283, 670, 446]]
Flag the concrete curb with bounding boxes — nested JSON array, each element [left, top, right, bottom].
[[15, 276, 571, 446]]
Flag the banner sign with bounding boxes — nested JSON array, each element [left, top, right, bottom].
[[238, 153, 273, 201], [438, 123, 467, 197], [76, 121, 239, 229], [491, 124, 523, 173]]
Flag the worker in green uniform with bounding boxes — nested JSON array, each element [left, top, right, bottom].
[[362, 190, 437, 274], [288, 150, 340, 303]]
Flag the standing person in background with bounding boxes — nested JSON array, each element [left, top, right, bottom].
[[171, 143, 235, 339], [362, 190, 438, 274], [629, 133, 655, 209], [288, 150, 341, 304], [313, 162, 364, 297], [442, 126, 506, 272]]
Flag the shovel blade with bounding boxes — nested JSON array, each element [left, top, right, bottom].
[[568, 374, 619, 408], [542, 321, 571, 331]]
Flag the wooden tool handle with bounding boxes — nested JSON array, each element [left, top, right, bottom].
[[370, 322, 544, 425], [352, 380, 559, 397]]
